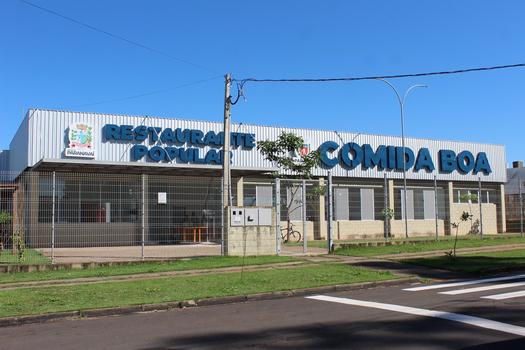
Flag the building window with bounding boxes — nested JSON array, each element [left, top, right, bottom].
[[38, 175, 139, 223], [395, 187, 447, 220], [333, 186, 379, 221], [454, 189, 494, 204], [256, 185, 273, 206], [360, 188, 375, 220], [243, 183, 256, 206], [243, 183, 273, 207]]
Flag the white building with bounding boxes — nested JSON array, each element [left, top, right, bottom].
[[0, 109, 508, 248]]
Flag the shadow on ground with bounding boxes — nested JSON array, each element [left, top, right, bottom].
[[348, 259, 469, 280], [139, 305, 525, 350]]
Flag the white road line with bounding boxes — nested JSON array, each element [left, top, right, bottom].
[[403, 274, 525, 292], [306, 295, 525, 337], [482, 290, 525, 300], [439, 281, 525, 295]]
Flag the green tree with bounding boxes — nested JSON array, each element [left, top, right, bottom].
[[257, 132, 321, 242]]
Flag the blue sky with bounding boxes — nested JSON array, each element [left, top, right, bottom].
[[1, 0, 524, 164]]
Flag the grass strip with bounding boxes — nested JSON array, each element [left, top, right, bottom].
[[402, 250, 525, 274], [0, 250, 51, 265], [334, 236, 525, 257], [0, 256, 298, 284], [0, 263, 395, 318]]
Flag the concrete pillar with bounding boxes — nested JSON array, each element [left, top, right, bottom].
[[236, 177, 244, 206], [498, 184, 506, 233], [142, 174, 150, 243], [387, 179, 395, 237], [388, 180, 395, 211], [315, 177, 327, 240], [447, 181, 454, 235], [28, 172, 40, 248]]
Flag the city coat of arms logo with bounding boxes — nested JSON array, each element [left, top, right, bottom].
[[299, 144, 310, 157], [65, 123, 95, 158]]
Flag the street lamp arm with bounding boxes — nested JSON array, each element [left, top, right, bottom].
[[375, 78, 428, 239], [376, 78, 403, 108], [403, 84, 428, 105]]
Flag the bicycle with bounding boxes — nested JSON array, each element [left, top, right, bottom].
[[280, 223, 302, 243]]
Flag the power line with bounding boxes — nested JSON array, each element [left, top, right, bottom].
[[74, 75, 223, 108], [18, 0, 217, 74], [234, 63, 525, 83]]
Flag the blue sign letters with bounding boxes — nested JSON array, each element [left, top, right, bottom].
[[319, 141, 491, 175], [104, 124, 254, 164]]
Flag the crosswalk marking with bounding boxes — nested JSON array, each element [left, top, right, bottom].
[[306, 295, 525, 337], [482, 290, 525, 300], [403, 274, 525, 292], [439, 281, 525, 295]]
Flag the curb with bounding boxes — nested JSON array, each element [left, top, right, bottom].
[[0, 277, 419, 328]]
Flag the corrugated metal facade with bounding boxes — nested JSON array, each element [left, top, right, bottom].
[[8, 109, 507, 182]]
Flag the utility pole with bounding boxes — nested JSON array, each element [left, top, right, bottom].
[[222, 74, 232, 208], [222, 74, 232, 255]]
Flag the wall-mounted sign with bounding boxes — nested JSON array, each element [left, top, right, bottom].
[[103, 124, 255, 164], [65, 123, 95, 158], [157, 192, 167, 204], [318, 141, 492, 175]]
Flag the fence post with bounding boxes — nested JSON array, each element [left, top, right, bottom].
[[141, 174, 145, 260], [434, 175, 439, 241], [383, 173, 388, 239], [275, 178, 281, 255], [519, 176, 523, 237], [302, 179, 307, 254], [478, 177, 483, 238], [221, 182, 225, 256], [327, 171, 334, 253], [51, 171, 56, 263]]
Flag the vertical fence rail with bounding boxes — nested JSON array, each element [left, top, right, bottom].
[[383, 173, 388, 239], [141, 174, 145, 260], [327, 171, 333, 253], [302, 179, 307, 254], [51, 171, 56, 263], [519, 176, 523, 237], [275, 178, 281, 255], [434, 175, 438, 241], [221, 180, 225, 256], [478, 177, 483, 238]]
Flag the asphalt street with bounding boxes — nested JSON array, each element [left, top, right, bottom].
[[2, 275, 525, 349]]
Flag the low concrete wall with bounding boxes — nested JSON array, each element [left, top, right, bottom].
[[336, 220, 385, 240], [390, 219, 445, 237], [335, 219, 445, 239], [227, 209, 277, 256], [450, 203, 498, 235], [28, 223, 139, 248]]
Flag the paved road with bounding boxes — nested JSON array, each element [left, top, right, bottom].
[[2, 275, 525, 349]]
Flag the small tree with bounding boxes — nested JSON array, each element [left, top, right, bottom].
[[381, 208, 394, 238], [447, 211, 472, 258], [258, 132, 321, 242], [459, 192, 479, 234]]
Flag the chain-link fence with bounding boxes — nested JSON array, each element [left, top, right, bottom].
[[0, 170, 515, 265], [506, 180, 524, 235], [275, 178, 325, 255], [264, 173, 507, 254], [0, 171, 223, 265]]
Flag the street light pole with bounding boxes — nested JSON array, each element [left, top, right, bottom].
[[377, 79, 427, 238]]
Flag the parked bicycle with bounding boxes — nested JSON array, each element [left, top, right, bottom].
[[280, 223, 302, 243]]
